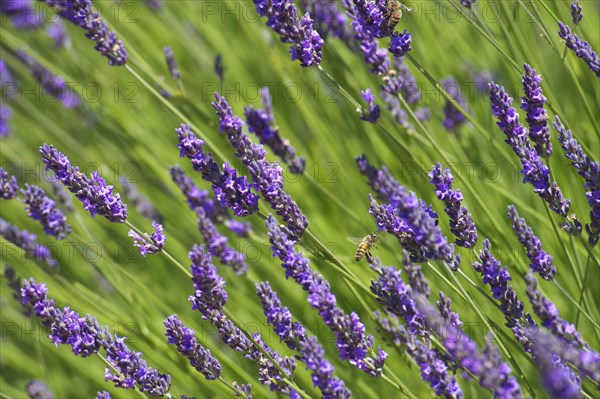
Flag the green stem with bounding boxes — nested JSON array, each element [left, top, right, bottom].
[[575, 256, 592, 328]]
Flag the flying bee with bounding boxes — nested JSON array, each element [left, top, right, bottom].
[[349, 233, 379, 263]]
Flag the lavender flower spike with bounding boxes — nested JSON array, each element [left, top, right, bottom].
[[16, 50, 80, 108], [352, 0, 398, 38], [389, 30, 412, 57], [188, 244, 228, 311], [21, 184, 71, 239], [525, 272, 586, 349], [373, 312, 463, 398], [129, 221, 166, 256], [1, 167, 18, 199], [570, 1, 582, 24], [244, 87, 306, 174], [507, 205, 555, 280], [266, 215, 386, 376], [429, 163, 478, 248], [529, 332, 585, 398], [164, 314, 222, 380], [121, 178, 162, 222], [196, 208, 248, 275], [554, 116, 599, 246], [257, 282, 351, 399], [43, 0, 128, 65], [441, 78, 468, 132], [253, 0, 324, 67], [26, 380, 54, 399], [521, 64, 551, 157], [175, 123, 259, 217], [213, 94, 308, 238], [415, 296, 522, 398], [186, 246, 298, 395], [164, 46, 180, 80], [95, 392, 111, 399], [21, 278, 171, 395], [1, 218, 58, 268], [40, 144, 128, 223], [358, 89, 381, 124], [489, 82, 570, 217], [558, 22, 600, 78]]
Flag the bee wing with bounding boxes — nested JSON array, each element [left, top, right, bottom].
[[347, 236, 363, 245]]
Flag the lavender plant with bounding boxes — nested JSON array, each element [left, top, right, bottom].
[[3, 0, 599, 397]]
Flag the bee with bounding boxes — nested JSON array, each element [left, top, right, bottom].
[[384, 1, 412, 33], [351, 233, 379, 263]]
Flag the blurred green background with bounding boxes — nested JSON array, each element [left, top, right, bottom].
[[1, 0, 599, 397]]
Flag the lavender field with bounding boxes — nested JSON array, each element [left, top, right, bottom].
[[0, 0, 599, 398]]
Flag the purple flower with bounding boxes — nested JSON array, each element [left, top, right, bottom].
[[360, 36, 391, 75], [370, 195, 460, 269], [489, 82, 570, 217], [43, 0, 128, 65], [170, 166, 251, 238], [213, 94, 308, 238], [50, 179, 74, 212], [21, 184, 71, 239], [1, 167, 18, 199], [416, 296, 522, 398], [21, 278, 171, 395], [16, 50, 80, 108], [164, 314, 222, 380], [121, 178, 162, 222], [40, 144, 128, 223], [225, 219, 252, 237], [298, 0, 352, 40], [266, 215, 386, 376], [164, 46, 180, 80], [554, 116, 599, 246], [196, 208, 248, 274], [358, 88, 381, 124], [370, 258, 426, 335], [47, 19, 69, 48], [507, 205, 555, 280], [472, 240, 524, 325], [373, 312, 463, 398], [214, 53, 223, 81], [389, 30, 411, 57], [188, 244, 228, 311], [26, 380, 54, 399], [1, 218, 58, 268], [128, 221, 166, 256], [257, 282, 351, 399], [103, 333, 171, 395], [529, 332, 586, 398], [254, 0, 324, 67], [1, 0, 44, 28], [244, 87, 305, 173], [185, 251, 297, 395], [143, 0, 162, 10], [461, 0, 475, 7], [558, 21, 599, 78], [95, 392, 111, 399], [521, 64, 551, 157], [175, 124, 260, 217], [441, 78, 468, 132], [429, 163, 478, 248], [525, 272, 586, 349], [571, 1, 583, 24], [0, 103, 11, 137], [352, 0, 397, 38]]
